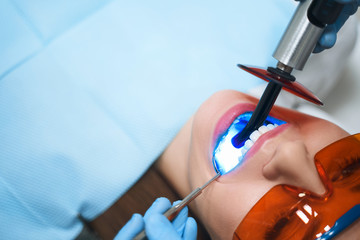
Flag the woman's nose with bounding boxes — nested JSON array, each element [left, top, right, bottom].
[[262, 140, 326, 195]]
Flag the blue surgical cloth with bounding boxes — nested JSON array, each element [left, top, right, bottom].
[[0, 0, 294, 238]]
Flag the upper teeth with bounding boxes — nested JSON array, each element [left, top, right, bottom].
[[246, 124, 278, 149]]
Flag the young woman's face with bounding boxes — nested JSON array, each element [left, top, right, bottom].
[[182, 90, 350, 239]]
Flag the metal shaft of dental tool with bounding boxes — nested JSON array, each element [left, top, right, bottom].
[[134, 172, 221, 240], [231, 81, 282, 148]]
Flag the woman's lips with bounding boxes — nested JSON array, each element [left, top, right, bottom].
[[212, 103, 255, 150], [211, 102, 289, 174]]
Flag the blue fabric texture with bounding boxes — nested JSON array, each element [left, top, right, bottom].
[[0, 0, 295, 238]]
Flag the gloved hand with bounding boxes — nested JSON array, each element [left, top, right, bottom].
[[296, 0, 360, 52], [114, 197, 197, 240]]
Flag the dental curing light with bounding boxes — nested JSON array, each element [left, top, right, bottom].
[[232, 0, 345, 148]]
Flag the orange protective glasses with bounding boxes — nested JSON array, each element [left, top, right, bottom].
[[234, 133, 360, 240]]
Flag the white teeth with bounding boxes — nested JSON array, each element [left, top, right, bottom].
[[241, 147, 248, 156], [244, 139, 254, 149], [248, 124, 279, 145], [267, 124, 275, 130], [258, 126, 270, 134], [249, 130, 261, 142]]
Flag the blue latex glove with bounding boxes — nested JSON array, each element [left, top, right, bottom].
[[114, 198, 197, 240], [296, 0, 360, 52]]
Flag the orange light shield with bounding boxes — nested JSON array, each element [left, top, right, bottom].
[[234, 134, 360, 240], [238, 64, 323, 106]]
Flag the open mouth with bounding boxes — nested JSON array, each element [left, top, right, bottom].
[[213, 111, 286, 175]]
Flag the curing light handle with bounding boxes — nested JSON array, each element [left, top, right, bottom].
[[273, 0, 345, 71], [309, 0, 345, 27]]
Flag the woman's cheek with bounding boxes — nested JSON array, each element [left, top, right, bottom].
[[299, 118, 349, 154], [198, 182, 270, 240]]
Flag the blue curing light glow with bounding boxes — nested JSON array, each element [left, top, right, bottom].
[[213, 112, 286, 175]]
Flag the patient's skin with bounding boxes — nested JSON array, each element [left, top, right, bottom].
[[155, 90, 357, 239]]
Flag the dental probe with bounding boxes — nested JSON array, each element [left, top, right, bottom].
[[232, 0, 345, 148], [134, 172, 221, 240]]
